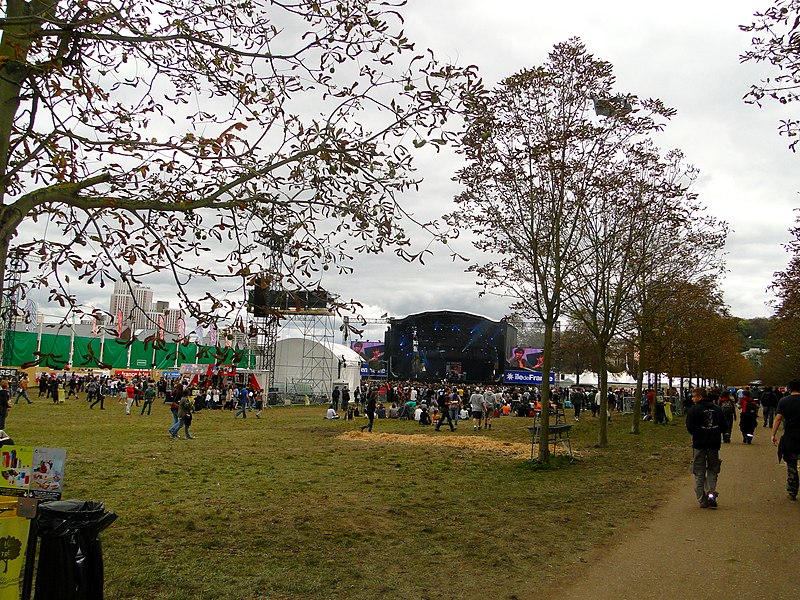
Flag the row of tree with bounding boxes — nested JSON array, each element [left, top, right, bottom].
[[740, 1, 800, 386], [762, 214, 800, 384], [450, 39, 728, 459], [559, 307, 755, 390]]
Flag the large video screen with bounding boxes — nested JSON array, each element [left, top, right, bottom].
[[351, 341, 386, 378], [505, 347, 544, 371]]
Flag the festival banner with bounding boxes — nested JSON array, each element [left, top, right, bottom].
[[24, 299, 37, 332], [502, 370, 556, 385]]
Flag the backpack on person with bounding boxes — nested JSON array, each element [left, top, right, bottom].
[[720, 399, 735, 417]]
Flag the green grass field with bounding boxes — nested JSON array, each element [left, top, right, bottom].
[[8, 396, 690, 599]]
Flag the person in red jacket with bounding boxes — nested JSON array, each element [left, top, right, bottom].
[[739, 389, 759, 444]]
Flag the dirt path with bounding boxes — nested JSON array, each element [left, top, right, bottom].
[[558, 429, 798, 600]]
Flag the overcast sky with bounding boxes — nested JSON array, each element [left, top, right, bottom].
[[29, 1, 795, 340], [318, 0, 797, 334]]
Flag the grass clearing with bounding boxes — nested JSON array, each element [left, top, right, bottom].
[[10, 397, 690, 599]]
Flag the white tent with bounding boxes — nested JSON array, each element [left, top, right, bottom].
[[562, 371, 639, 388], [274, 338, 362, 399]]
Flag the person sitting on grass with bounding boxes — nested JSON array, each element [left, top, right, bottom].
[[325, 405, 340, 420], [419, 405, 432, 426]]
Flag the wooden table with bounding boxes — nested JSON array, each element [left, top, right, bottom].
[[528, 423, 573, 460]]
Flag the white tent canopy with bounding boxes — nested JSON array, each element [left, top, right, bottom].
[[274, 338, 362, 399]]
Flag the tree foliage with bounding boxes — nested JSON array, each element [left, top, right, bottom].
[[0, 0, 478, 333], [762, 210, 800, 383], [741, 0, 800, 150], [450, 38, 687, 452]]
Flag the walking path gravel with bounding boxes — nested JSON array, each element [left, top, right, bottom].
[[559, 427, 798, 600]]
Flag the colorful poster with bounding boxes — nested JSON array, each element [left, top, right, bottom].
[[0, 447, 66, 500], [0, 447, 33, 498], [30, 448, 66, 500], [0, 515, 30, 600]]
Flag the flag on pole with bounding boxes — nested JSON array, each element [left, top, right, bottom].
[[117, 310, 123, 337], [158, 315, 165, 341], [195, 324, 204, 343], [25, 299, 38, 332], [92, 307, 99, 336], [209, 325, 217, 346], [177, 317, 186, 338]]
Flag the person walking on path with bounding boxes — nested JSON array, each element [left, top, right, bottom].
[[761, 386, 779, 429], [140, 383, 156, 416], [469, 387, 484, 430], [234, 386, 249, 418], [178, 393, 195, 439], [90, 380, 106, 410], [361, 387, 377, 432], [718, 389, 736, 443], [0, 380, 11, 430], [686, 386, 724, 508], [739, 389, 759, 443], [168, 383, 184, 438], [13, 375, 32, 404], [435, 387, 457, 432], [771, 378, 800, 501]]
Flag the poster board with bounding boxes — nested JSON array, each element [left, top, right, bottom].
[[0, 446, 66, 500]]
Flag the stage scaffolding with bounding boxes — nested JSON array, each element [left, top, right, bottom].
[[252, 308, 337, 403]]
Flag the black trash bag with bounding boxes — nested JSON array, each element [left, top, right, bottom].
[[33, 500, 117, 600]]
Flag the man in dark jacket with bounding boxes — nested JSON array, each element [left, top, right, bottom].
[[686, 387, 725, 508], [771, 379, 800, 501]]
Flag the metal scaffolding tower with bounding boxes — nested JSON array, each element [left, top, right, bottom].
[[0, 255, 22, 366], [277, 310, 336, 399]]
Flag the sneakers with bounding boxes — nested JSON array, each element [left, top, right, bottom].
[[789, 493, 797, 501], [699, 497, 709, 508], [707, 492, 718, 509]]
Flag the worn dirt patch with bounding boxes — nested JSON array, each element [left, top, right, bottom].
[[339, 430, 532, 459]]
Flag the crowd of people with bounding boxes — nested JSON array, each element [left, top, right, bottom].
[[323, 382, 654, 430], [2, 370, 799, 507], [0, 371, 267, 441], [687, 380, 800, 510]]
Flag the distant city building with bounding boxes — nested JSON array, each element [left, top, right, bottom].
[[109, 280, 184, 334]]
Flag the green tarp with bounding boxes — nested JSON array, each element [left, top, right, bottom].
[[5, 331, 254, 369]]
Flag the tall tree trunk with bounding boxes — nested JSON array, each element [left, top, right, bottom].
[[632, 350, 644, 434], [537, 320, 554, 462], [597, 341, 609, 447]]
